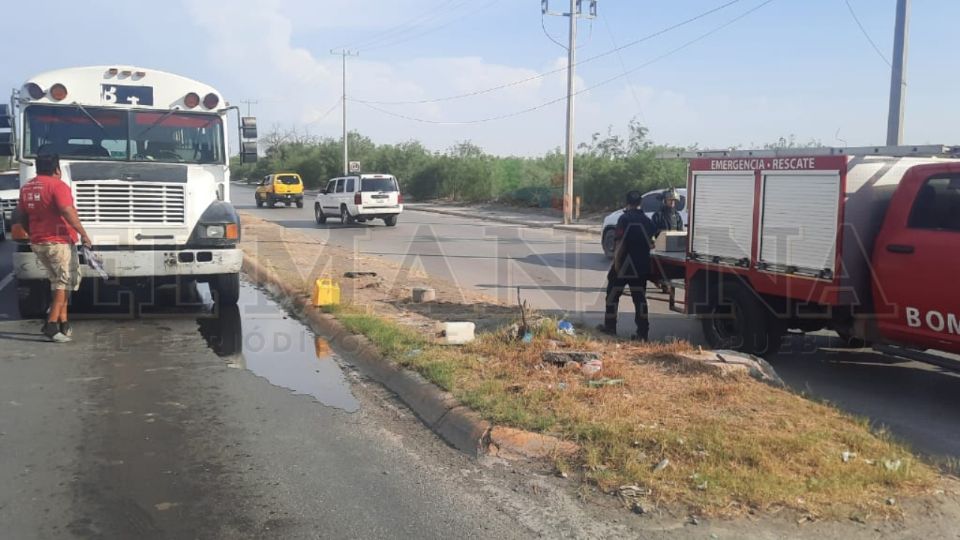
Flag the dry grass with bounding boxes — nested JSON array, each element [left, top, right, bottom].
[[329, 309, 936, 517]]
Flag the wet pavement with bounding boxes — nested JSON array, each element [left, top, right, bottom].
[[199, 282, 360, 412], [0, 246, 541, 538]]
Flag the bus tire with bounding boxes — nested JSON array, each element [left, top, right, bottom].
[[701, 282, 783, 356], [211, 273, 240, 306], [17, 280, 50, 319]]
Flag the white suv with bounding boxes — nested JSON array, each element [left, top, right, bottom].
[[601, 188, 688, 258], [314, 174, 403, 227]]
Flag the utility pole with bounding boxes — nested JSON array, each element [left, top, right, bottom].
[[886, 0, 910, 146], [544, 0, 597, 224], [240, 99, 258, 117], [331, 49, 359, 175]]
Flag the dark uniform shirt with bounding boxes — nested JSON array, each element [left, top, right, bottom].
[[615, 209, 659, 277], [652, 207, 683, 232]]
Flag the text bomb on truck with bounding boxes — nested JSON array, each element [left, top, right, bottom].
[[0, 66, 259, 316], [650, 145, 960, 367]]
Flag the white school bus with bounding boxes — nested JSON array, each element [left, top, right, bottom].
[[0, 65, 258, 316]]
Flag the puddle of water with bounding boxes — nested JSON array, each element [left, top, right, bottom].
[[198, 282, 360, 413]]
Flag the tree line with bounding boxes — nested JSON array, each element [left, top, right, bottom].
[[230, 121, 818, 212]]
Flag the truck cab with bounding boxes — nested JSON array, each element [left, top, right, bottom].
[[871, 163, 960, 353]]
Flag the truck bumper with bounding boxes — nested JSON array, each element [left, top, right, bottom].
[[13, 246, 243, 280]]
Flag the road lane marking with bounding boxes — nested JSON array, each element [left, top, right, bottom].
[[0, 272, 13, 292]]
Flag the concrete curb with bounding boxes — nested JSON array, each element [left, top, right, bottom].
[[407, 205, 602, 236], [240, 253, 492, 457]]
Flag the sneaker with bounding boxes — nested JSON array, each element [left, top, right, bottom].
[[59, 322, 73, 338], [42, 322, 71, 343]]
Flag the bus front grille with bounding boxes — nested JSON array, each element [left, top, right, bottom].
[[75, 182, 186, 224]]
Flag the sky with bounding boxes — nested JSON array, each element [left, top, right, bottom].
[[3, 0, 958, 156]]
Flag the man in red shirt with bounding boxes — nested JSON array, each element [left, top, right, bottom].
[[18, 154, 92, 343]]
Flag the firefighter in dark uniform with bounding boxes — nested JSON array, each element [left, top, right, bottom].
[[652, 189, 684, 232], [597, 190, 659, 341]]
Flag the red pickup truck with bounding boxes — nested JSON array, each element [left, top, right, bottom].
[[652, 146, 960, 365]]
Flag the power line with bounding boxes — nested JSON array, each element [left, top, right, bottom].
[[353, 0, 777, 125], [362, 0, 501, 52], [305, 98, 342, 126], [353, 0, 743, 106], [334, 0, 463, 52], [843, 0, 891, 67], [601, 15, 647, 125]]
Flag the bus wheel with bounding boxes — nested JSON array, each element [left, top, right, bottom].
[[211, 273, 240, 306], [17, 280, 50, 319], [701, 282, 783, 356]]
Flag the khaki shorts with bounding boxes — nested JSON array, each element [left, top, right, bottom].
[[31, 243, 81, 291]]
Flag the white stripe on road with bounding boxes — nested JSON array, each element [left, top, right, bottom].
[[0, 272, 13, 292]]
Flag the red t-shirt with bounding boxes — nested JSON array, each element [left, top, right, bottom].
[[19, 175, 79, 244]]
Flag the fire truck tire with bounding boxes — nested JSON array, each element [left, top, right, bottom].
[[211, 273, 240, 306], [701, 282, 783, 356], [17, 280, 50, 319]]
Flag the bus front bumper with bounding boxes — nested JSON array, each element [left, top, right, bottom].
[[13, 246, 243, 280]]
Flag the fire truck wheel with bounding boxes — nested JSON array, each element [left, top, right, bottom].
[[701, 282, 783, 356], [211, 273, 240, 306]]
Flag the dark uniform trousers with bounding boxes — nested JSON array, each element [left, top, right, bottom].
[[603, 266, 649, 339]]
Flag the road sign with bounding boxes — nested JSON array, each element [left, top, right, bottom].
[[349, 161, 361, 173]]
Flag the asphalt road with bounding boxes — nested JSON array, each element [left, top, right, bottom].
[[0, 240, 619, 539], [232, 185, 960, 463]]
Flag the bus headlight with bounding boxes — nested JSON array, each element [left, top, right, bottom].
[[202, 224, 226, 239]]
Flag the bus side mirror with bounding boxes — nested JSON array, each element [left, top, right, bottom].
[[241, 117, 258, 140], [0, 104, 12, 157], [240, 141, 258, 164], [0, 132, 13, 157]]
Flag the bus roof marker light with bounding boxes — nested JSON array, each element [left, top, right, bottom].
[[49, 84, 68, 101], [134, 71, 146, 78], [24, 83, 44, 100], [202, 93, 219, 109], [107, 68, 119, 76], [184, 92, 200, 108]]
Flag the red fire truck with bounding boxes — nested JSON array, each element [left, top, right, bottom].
[[653, 145, 960, 364]]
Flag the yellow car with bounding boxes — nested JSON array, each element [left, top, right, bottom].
[[255, 173, 304, 208]]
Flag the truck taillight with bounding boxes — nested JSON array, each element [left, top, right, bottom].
[[354, 192, 362, 205]]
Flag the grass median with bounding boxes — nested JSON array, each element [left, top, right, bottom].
[[324, 304, 934, 518]]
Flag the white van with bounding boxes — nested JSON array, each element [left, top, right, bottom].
[[314, 174, 403, 227]]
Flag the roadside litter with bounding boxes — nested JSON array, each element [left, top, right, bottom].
[[580, 359, 603, 376], [587, 378, 624, 388], [343, 271, 378, 278], [442, 322, 476, 344], [312, 278, 341, 306], [557, 320, 576, 336]]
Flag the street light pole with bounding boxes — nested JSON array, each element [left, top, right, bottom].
[[886, 0, 910, 146], [331, 49, 359, 175], [544, 1, 596, 224]]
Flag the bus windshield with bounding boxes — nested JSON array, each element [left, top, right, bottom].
[[24, 105, 225, 165]]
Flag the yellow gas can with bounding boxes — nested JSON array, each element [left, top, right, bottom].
[[312, 278, 341, 306]]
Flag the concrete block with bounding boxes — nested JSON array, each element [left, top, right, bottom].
[[412, 287, 436, 303]]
